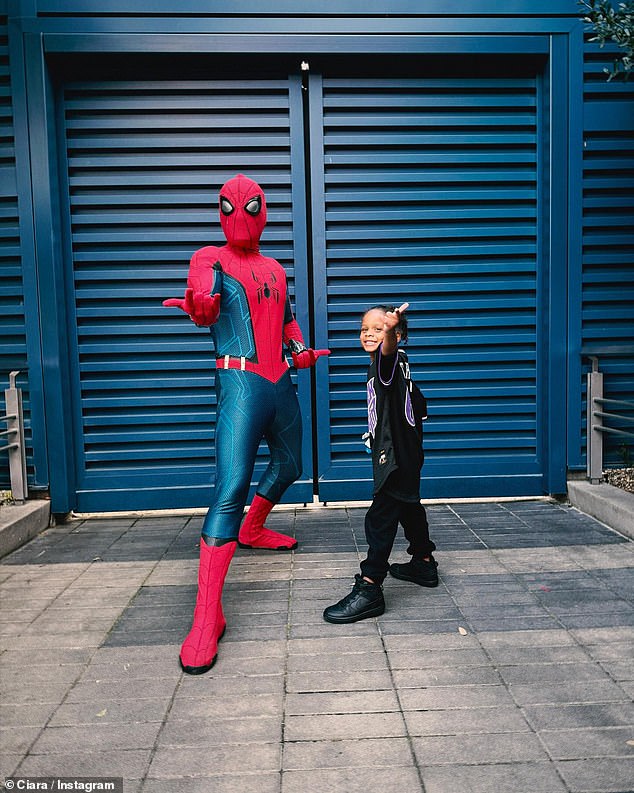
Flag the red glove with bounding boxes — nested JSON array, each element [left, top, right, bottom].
[[291, 348, 330, 369], [163, 288, 221, 327]]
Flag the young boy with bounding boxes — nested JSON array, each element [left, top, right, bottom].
[[323, 303, 437, 624]]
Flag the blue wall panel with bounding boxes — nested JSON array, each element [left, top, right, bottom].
[[0, 6, 32, 491], [579, 43, 634, 469]]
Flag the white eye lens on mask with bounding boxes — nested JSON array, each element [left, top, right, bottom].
[[244, 196, 261, 216], [220, 197, 234, 216]]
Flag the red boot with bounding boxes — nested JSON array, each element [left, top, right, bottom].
[[238, 494, 298, 550], [179, 539, 235, 675]]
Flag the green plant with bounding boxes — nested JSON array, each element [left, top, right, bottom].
[[580, 0, 634, 79]]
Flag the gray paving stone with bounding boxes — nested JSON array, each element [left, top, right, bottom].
[[386, 647, 491, 668], [399, 684, 517, 711], [48, 590, 139, 609], [142, 775, 281, 793], [188, 655, 285, 680], [65, 676, 179, 704], [214, 624, 288, 642], [382, 632, 482, 651], [600, 660, 634, 681], [0, 663, 83, 687], [0, 725, 42, 754], [420, 761, 568, 793], [466, 615, 561, 632], [524, 702, 634, 730], [483, 644, 592, 665], [284, 689, 399, 716], [284, 711, 407, 741], [21, 611, 124, 635], [459, 603, 548, 618], [380, 604, 463, 621], [0, 647, 93, 667], [6, 630, 106, 650], [289, 620, 382, 639], [392, 665, 501, 688], [286, 650, 388, 673], [91, 643, 180, 663], [584, 641, 634, 662], [497, 661, 609, 685], [282, 736, 413, 770], [186, 637, 286, 660], [178, 671, 285, 697], [378, 619, 463, 635], [403, 706, 532, 736], [477, 628, 577, 648], [281, 765, 422, 793], [160, 715, 281, 746], [78, 660, 181, 682], [617, 680, 634, 699], [0, 607, 46, 625], [29, 722, 161, 753], [17, 749, 151, 779], [289, 635, 386, 656], [0, 703, 58, 728], [286, 668, 393, 694], [1, 679, 76, 705], [412, 731, 548, 765], [539, 726, 634, 760], [509, 678, 630, 706], [169, 692, 284, 721], [571, 626, 634, 644], [148, 743, 281, 777], [49, 696, 172, 727], [555, 758, 634, 793]]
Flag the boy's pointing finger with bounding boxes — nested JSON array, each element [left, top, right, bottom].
[[396, 302, 409, 314]]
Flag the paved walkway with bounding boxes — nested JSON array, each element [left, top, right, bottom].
[[1, 500, 633, 793]]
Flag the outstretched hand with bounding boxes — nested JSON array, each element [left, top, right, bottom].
[[384, 302, 409, 332], [163, 289, 221, 327], [380, 302, 409, 356], [292, 348, 331, 369]]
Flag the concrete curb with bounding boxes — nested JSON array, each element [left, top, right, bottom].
[[567, 479, 634, 540], [0, 499, 51, 559]]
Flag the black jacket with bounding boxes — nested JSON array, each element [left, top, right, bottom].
[[366, 346, 427, 502]]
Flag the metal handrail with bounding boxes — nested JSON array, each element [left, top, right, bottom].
[[584, 354, 634, 484], [0, 371, 28, 502]]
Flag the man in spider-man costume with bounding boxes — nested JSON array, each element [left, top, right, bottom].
[[164, 174, 328, 674]]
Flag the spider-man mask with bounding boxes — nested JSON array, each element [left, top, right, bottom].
[[219, 174, 267, 250]]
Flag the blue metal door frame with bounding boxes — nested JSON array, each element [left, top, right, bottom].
[[13, 17, 582, 511]]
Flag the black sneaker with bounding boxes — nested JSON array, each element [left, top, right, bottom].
[[323, 574, 386, 624], [389, 556, 439, 588]]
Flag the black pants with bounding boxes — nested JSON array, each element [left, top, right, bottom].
[[360, 489, 436, 585]]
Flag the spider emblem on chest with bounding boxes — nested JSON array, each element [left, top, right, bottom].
[[251, 268, 280, 303]]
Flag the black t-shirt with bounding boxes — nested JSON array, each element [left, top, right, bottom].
[[366, 346, 427, 502]]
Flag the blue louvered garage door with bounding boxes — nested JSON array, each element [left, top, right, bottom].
[[61, 77, 312, 511], [311, 73, 544, 500], [60, 67, 549, 511]]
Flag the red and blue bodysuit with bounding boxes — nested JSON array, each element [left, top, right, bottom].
[[164, 174, 328, 674]]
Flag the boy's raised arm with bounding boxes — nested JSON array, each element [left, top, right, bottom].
[[378, 302, 408, 382]]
